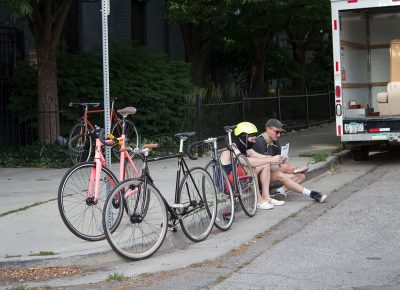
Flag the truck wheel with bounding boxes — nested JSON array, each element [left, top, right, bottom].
[[351, 146, 369, 161]]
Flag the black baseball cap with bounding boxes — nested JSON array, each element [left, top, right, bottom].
[[265, 118, 286, 131]]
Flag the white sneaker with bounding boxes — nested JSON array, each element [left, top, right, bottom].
[[270, 199, 285, 206], [257, 202, 274, 210]]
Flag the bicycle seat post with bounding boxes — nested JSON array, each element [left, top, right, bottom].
[[179, 136, 187, 154], [227, 129, 233, 146]]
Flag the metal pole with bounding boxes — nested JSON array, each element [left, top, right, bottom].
[[101, 0, 111, 168], [305, 88, 309, 128], [277, 88, 281, 120], [196, 94, 203, 157]]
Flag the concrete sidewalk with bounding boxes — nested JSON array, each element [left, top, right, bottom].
[[0, 123, 343, 271]]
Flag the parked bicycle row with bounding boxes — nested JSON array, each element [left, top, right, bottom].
[[58, 105, 326, 261]]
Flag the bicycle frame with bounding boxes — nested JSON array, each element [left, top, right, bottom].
[[87, 133, 140, 203]]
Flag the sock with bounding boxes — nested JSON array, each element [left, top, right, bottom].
[[276, 186, 286, 194], [302, 188, 311, 196]]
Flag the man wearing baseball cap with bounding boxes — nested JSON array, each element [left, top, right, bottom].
[[250, 118, 327, 203]]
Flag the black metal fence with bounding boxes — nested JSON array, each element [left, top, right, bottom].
[[196, 87, 335, 141], [0, 86, 334, 147]]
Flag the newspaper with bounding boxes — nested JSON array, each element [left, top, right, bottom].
[[280, 143, 289, 159]]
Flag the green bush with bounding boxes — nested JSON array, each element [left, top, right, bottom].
[[0, 143, 70, 168], [9, 43, 196, 139]]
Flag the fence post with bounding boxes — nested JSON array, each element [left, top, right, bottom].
[[196, 94, 203, 156], [328, 85, 332, 122], [305, 88, 310, 128], [241, 89, 245, 120], [277, 88, 281, 120]]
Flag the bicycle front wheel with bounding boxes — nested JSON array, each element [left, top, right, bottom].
[[68, 123, 93, 164], [178, 167, 217, 242], [205, 160, 234, 231], [233, 153, 257, 217], [58, 162, 118, 241], [103, 178, 168, 260], [111, 119, 140, 159]]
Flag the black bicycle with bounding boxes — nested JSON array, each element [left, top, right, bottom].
[[102, 132, 217, 260]]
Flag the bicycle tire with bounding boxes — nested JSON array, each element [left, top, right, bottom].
[[205, 160, 234, 231], [178, 167, 217, 242], [103, 178, 168, 260], [68, 123, 93, 164], [233, 153, 257, 217], [58, 162, 119, 241], [111, 119, 140, 159]]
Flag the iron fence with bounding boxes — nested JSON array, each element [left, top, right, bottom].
[[0, 86, 334, 148]]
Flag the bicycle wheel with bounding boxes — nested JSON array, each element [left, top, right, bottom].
[[58, 162, 119, 241], [111, 119, 140, 159], [68, 123, 92, 164], [233, 153, 257, 217], [103, 178, 168, 260], [205, 160, 234, 231], [178, 167, 217, 242]]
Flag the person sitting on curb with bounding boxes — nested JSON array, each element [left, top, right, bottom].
[[220, 121, 285, 210], [251, 118, 327, 203]]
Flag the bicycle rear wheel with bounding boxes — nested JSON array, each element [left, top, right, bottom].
[[233, 153, 257, 217], [103, 178, 168, 260], [58, 162, 119, 241], [111, 119, 140, 159], [178, 167, 217, 242], [205, 160, 234, 231], [68, 123, 92, 164]]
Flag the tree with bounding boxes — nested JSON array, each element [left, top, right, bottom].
[[165, 0, 230, 87], [1, 0, 73, 142], [285, 0, 331, 90]]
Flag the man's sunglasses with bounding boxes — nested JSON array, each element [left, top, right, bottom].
[[272, 129, 282, 135]]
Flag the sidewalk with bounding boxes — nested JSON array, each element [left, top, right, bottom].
[[0, 124, 343, 272]]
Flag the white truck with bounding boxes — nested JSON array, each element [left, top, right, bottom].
[[331, 0, 400, 160]]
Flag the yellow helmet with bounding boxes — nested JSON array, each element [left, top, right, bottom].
[[234, 122, 258, 136]]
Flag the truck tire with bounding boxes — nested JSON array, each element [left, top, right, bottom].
[[351, 146, 369, 161]]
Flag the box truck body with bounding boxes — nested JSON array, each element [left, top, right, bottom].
[[331, 0, 400, 160]]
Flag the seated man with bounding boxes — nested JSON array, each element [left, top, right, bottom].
[[250, 118, 327, 203], [220, 121, 285, 210]]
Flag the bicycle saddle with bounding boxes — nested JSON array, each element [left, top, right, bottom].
[[175, 132, 196, 139], [117, 107, 137, 116]]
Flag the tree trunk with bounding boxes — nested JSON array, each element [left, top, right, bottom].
[[29, 0, 73, 143], [250, 39, 267, 98], [292, 42, 307, 91], [250, 31, 274, 98], [37, 46, 59, 142], [180, 24, 212, 87]]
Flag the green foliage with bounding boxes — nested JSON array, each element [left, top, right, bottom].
[[9, 43, 195, 139], [0, 143, 70, 168], [106, 272, 127, 282]]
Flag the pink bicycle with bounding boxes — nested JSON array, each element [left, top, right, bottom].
[[58, 107, 143, 241]]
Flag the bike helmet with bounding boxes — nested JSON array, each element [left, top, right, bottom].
[[234, 122, 258, 136]]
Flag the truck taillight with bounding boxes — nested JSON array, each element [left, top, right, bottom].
[[348, 0, 358, 3], [335, 86, 341, 97], [369, 128, 380, 133]]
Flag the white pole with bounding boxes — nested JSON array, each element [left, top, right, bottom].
[[101, 0, 111, 167]]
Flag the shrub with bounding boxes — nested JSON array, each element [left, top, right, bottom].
[[9, 43, 196, 140]]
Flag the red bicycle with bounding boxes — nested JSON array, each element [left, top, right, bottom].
[[68, 97, 139, 164]]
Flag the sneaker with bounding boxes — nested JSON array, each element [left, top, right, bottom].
[[257, 202, 274, 210], [270, 191, 287, 201], [310, 191, 327, 203], [270, 199, 285, 206]]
